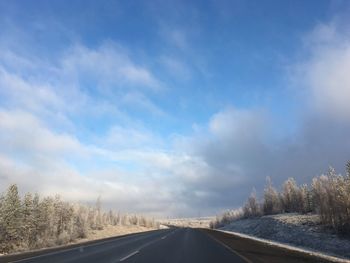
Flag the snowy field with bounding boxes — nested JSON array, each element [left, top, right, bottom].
[[159, 217, 214, 228], [220, 213, 350, 259]]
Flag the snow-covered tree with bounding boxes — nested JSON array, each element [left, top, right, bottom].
[[0, 184, 22, 253], [243, 189, 261, 218], [346, 161, 350, 177], [282, 178, 302, 213], [263, 177, 282, 215]]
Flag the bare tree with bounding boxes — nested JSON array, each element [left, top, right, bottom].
[[263, 177, 282, 215], [243, 188, 261, 218], [213, 161, 350, 236], [312, 167, 350, 234], [282, 178, 302, 213]]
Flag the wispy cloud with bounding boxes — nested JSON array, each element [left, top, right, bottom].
[[122, 91, 166, 116], [0, 68, 64, 115], [0, 109, 87, 158], [61, 43, 163, 92], [159, 55, 191, 80]]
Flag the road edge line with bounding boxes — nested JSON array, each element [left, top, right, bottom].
[[202, 230, 253, 263], [6, 229, 168, 263], [217, 229, 350, 263]]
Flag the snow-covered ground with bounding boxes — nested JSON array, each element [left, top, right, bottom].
[[220, 213, 350, 259], [159, 217, 214, 228]]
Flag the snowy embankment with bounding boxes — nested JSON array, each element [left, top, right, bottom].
[[220, 213, 350, 259]]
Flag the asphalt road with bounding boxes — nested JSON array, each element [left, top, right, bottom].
[[2, 228, 345, 263], [3, 228, 247, 263]]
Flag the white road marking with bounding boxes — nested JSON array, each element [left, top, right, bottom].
[[205, 233, 252, 263], [117, 230, 174, 262], [10, 230, 165, 263], [218, 229, 350, 263], [119, 250, 139, 261]]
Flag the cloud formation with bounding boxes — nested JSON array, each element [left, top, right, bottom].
[[0, 6, 350, 219], [297, 22, 350, 120]]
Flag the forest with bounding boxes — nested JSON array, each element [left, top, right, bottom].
[[211, 162, 350, 236], [0, 185, 158, 254]]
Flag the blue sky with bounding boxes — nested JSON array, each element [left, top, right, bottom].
[[0, 0, 350, 217]]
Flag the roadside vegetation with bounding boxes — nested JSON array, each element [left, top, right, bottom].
[[211, 161, 350, 237], [0, 185, 158, 254]]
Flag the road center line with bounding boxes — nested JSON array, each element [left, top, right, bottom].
[[161, 236, 167, 239], [119, 250, 139, 261]]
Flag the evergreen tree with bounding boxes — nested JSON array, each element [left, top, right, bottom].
[[346, 161, 350, 177], [22, 193, 34, 249], [95, 196, 103, 230], [0, 185, 158, 253], [0, 184, 22, 253]]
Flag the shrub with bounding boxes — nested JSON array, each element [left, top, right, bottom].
[[209, 209, 243, 229]]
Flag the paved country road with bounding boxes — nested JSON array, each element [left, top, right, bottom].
[[0, 228, 347, 263]]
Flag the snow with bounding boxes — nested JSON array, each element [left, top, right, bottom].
[[220, 213, 350, 260]]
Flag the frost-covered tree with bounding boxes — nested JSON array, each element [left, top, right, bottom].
[[312, 167, 350, 234], [0, 184, 22, 253], [263, 177, 281, 215], [0, 185, 159, 254], [299, 184, 313, 214], [0, 193, 5, 251], [22, 193, 35, 249], [282, 178, 302, 213], [29, 193, 41, 248], [72, 204, 88, 239], [95, 196, 103, 230], [346, 161, 350, 177], [213, 161, 350, 235], [209, 209, 244, 229], [243, 189, 261, 218]]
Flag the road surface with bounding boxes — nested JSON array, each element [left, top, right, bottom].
[[1, 228, 246, 263], [0, 228, 345, 263]]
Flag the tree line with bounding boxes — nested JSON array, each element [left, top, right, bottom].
[[210, 161, 350, 236], [0, 185, 158, 254]]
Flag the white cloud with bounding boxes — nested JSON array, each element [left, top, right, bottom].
[[0, 152, 170, 215], [298, 22, 350, 120], [159, 55, 191, 80], [209, 107, 267, 141], [0, 109, 86, 157], [0, 41, 165, 121], [61, 43, 162, 92], [122, 91, 166, 116], [0, 67, 64, 114], [106, 125, 154, 148], [1, 13, 350, 218]]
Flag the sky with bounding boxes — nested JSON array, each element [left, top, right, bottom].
[[0, 0, 350, 217]]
